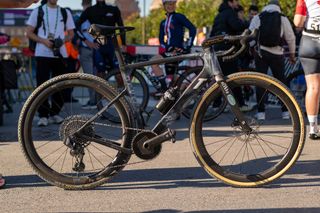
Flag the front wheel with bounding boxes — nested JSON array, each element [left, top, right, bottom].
[[190, 72, 305, 187], [18, 73, 135, 190]]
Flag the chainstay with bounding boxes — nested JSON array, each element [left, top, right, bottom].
[[92, 120, 154, 133], [66, 119, 162, 170]]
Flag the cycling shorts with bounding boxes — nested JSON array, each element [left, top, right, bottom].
[[299, 34, 320, 75]]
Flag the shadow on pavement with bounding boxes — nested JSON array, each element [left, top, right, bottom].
[[4, 174, 50, 189], [143, 208, 320, 213], [4, 157, 320, 190]]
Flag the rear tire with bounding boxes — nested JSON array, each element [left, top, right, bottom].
[[19, 73, 135, 190]]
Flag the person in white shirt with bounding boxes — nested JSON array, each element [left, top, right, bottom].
[[26, 0, 75, 127], [249, 0, 296, 121]]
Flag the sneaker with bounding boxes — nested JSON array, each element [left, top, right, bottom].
[[37, 117, 48, 127], [239, 104, 254, 112], [81, 104, 97, 110], [281, 111, 290, 120], [49, 115, 64, 124], [309, 132, 320, 140], [255, 112, 266, 121]]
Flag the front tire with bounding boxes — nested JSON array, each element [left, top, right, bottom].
[[190, 72, 305, 187]]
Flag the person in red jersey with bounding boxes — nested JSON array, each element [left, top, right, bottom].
[[294, 0, 320, 140]]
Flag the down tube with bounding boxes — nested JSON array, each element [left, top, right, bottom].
[[152, 66, 212, 133]]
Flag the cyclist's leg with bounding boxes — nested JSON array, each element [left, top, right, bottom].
[[151, 54, 167, 92], [299, 34, 320, 138], [305, 74, 320, 133], [165, 62, 178, 86]]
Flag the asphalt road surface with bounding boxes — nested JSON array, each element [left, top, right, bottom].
[[1, 103, 320, 213]]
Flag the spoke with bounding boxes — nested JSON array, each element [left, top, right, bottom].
[[246, 139, 250, 162], [42, 144, 66, 160], [218, 137, 237, 164], [231, 140, 246, 166], [255, 135, 280, 156], [35, 140, 54, 150], [259, 133, 293, 139], [49, 147, 68, 168], [256, 134, 289, 150], [209, 137, 235, 157], [240, 141, 249, 173], [60, 148, 69, 173], [205, 137, 234, 147], [90, 143, 115, 160], [71, 155, 74, 174], [248, 140, 258, 160], [86, 148, 105, 168], [51, 96, 70, 118], [257, 89, 268, 107], [253, 134, 269, 158], [86, 147, 96, 171]]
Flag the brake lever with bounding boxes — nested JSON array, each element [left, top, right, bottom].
[[222, 44, 246, 62]]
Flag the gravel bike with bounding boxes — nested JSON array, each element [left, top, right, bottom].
[[18, 25, 306, 189]]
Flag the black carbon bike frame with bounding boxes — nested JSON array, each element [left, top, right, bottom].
[[75, 31, 254, 153]]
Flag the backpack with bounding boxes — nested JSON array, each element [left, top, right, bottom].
[[258, 11, 283, 47], [29, 5, 68, 52]]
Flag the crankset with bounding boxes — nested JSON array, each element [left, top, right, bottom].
[[132, 132, 162, 160]]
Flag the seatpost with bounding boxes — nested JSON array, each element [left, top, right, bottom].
[[111, 35, 126, 69]]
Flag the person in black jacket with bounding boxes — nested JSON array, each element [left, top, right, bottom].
[[76, 0, 125, 81], [210, 0, 251, 111]]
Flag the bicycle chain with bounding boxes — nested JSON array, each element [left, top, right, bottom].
[[68, 113, 171, 170], [92, 120, 153, 133]]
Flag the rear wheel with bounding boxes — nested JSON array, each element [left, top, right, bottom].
[[190, 72, 305, 187], [18, 73, 135, 190]]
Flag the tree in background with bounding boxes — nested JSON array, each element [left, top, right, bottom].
[[125, 0, 296, 45]]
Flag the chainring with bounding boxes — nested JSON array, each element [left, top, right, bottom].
[[132, 132, 162, 160]]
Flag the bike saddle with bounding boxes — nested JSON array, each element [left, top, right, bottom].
[[89, 24, 135, 37]]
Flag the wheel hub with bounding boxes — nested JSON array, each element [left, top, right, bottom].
[[231, 116, 260, 142]]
